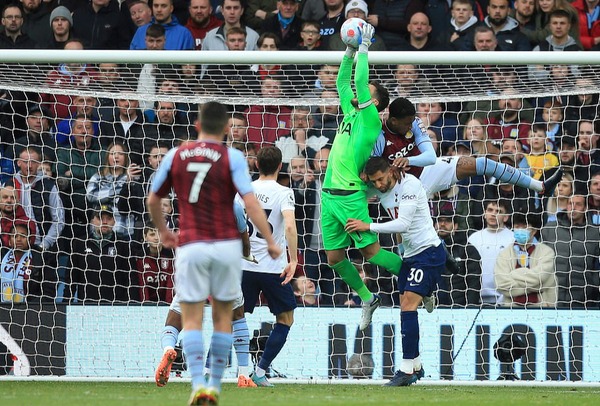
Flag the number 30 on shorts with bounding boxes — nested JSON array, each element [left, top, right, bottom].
[[407, 267, 424, 283]]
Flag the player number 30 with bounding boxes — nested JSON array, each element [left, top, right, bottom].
[[407, 267, 424, 283]]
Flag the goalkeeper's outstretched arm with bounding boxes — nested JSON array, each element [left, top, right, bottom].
[[355, 23, 375, 110]]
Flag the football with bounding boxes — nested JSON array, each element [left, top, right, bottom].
[[340, 17, 366, 48]]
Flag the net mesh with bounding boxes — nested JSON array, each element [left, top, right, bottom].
[[0, 55, 599, 380]]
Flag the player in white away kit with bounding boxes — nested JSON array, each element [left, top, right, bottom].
[[346, 157, 446, 387], [236, 146, 298, 387]]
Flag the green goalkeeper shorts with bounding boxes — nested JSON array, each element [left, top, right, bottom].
[[321, 189, 378, 251]]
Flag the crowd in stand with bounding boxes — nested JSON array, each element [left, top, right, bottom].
[[1, 0, 600, 309]]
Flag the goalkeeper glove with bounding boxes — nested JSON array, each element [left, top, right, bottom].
[[358, 23, 375, 53], [345, 46, 356, 59]]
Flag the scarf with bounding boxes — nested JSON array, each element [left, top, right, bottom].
[[278, 13, 294, 30], [1, 250, 31, 303]]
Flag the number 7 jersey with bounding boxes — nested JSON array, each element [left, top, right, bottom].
[[151, 140, 254, 245], [236, 179, 295, 274]]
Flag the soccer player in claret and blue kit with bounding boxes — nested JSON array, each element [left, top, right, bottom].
[[147, 101, 281, 405]]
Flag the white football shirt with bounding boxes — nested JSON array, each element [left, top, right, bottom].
[[370, 174, 440, 257], [237, 179, 295, 274]]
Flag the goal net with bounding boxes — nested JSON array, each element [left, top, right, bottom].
[[1, 50, 600, 382]]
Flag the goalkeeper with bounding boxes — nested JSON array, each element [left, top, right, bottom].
[[321, 23, 402, 331]]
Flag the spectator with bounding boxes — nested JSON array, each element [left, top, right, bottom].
[[501, 136, 532, 175], [99, 95, 147, 166], [537, 99, 564, 150], [135, 23, 172, 111], [541, 194, 600, 308], [244, 0, 278, 31], [55, 95, 101, 146], [0, 220, 55, 303], [449, 0, 483, 51], [574, 0, 600, 50], [328, 0, 386, 51], [368, 0, 425, 50], [20, 0, 52, 46], [531, 0, 581, 47], [417, 102, 460, 147], [462, 116, 499, 158], [275, 106, 329, 163], [574, 119, 600, 184], [305, 64, 339, 97], [511, 0, 538, 48], [130, 0, 194, 49], [129, 0, 152, 29], [226, 112, 249, 146], [55, 113, 102, 224], [543, 170, 573, 224], [587, 172, 600, 225], [143, 100, 195, 151], [133, 222, 175, 302], [296, 20, 324, 50], [40, 6, 73, 49], [292, 275, 321, 306], [564, 77, 600, 135], [554, 135, 577, 180], [494, 213, 557, 307], [185, 0, 221, 49], [245, 75, 292, 148], [6, 104, 56, 164], [86, 142, 140, 239], [484, 0, 532, 51], [318, 0, 345, 49], [524, 124, 559, 180], [202, 0, 259, 50], [398, 11, 447, 51], [313, 89, 341, 142], [202, 27, 261, 96], [0, 185, 35, 249], [484, 92, 532, 147], [42, 39, 98, 121], [262, 0, 303, 50], [529, 10, 583, 81], [467, 200, 514, 305], [473, 25, 499, 50], [11, 147, 65, 253], [252, 32, 283, 79], [72, 0, 129, 49], [0, 4, 38, 49], [68, 206, 136, 303], [387, 64, 428, 99], [435, 208, 482, 307]]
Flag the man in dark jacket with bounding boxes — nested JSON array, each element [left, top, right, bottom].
[[72, 0, 130, 49], [0, 5, 38, 49], [20, 0, 52, 46], [541, 195, 600, 309], [485, 0, 532, 51], [261, 0, 303, 49]]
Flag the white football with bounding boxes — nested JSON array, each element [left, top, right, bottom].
[[340, 17, 366, 48]]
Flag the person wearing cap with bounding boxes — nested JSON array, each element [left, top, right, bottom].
[[68, 204, 136, 303], [262, 0, 303, 49], [0, 4, 38, 49], [40, 5, 73, 49], [5, 104, 56, 164], [434, 207, 483, 307], [327, 0, 387, 51], [72, 0, 129, 49]]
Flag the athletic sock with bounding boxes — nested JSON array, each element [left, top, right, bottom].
[[413, 355, 422, 372], [257, 323, 290, 373], [161, 325, 179, 351], [475, 157, 542, 191], [332, 259, 373, 302], [207, 332, 233, 391], [367, 248, 403, 276], [400, 311, 419, 372], [182, 330, 205, 390], [233, 317, 250, 373]]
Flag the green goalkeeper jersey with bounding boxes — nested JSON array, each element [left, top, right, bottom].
[[323, 52, 382, 191]]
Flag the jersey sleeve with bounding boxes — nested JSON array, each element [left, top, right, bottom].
[[371, 130, 385, 157], [150, 148, 177, 197], [370, 177, 420, 234], [354, 52, 371, 107], [233, 200, 247, 233], [407, 118, 437, 167], [280, 188, 295, 213], [336, 55, 355, 115], [229, 148, 254, 196]]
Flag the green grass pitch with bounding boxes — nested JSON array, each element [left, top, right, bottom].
[[3, 381, 600, 405]]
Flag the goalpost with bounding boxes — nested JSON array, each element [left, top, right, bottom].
[[1, 50, 600, 383]]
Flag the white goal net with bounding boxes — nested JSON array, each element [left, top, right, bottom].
[[0, 50, 599, 382]]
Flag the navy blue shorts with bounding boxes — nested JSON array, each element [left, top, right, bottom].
[[397, 243, 446, 297], [242, 270, 297, 316]]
